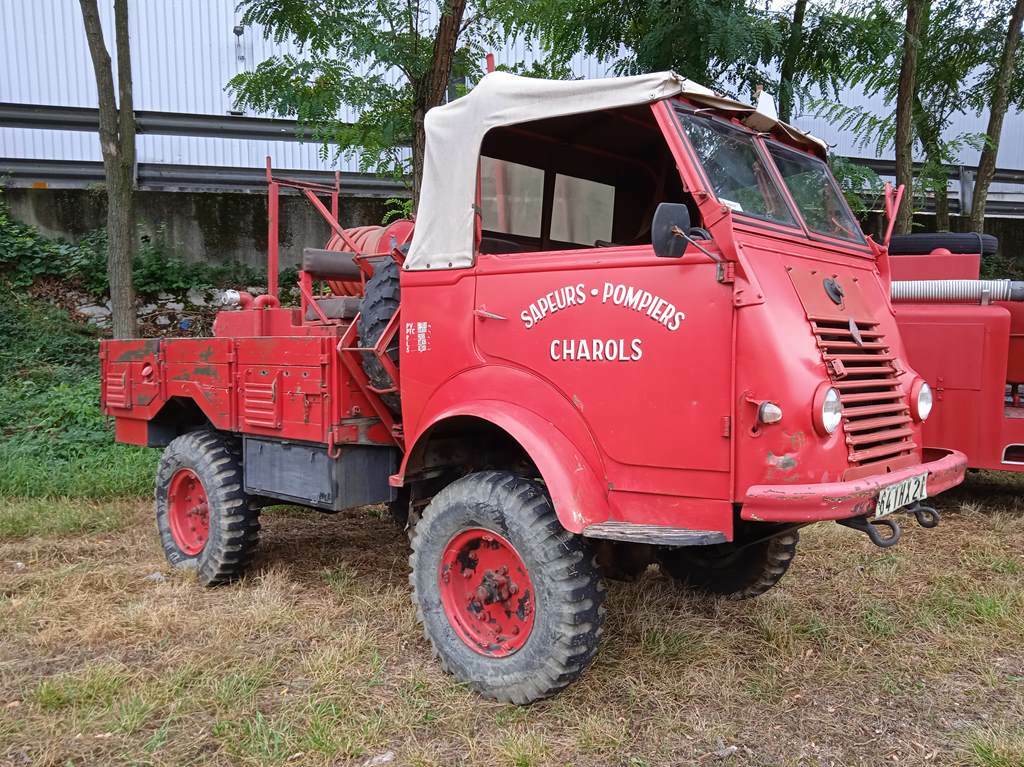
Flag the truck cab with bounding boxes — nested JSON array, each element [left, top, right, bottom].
[[100, 70, 966, 704], [397, 71, 965, 542]]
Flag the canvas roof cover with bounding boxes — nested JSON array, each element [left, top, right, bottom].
[[405, 70, 827, 271]]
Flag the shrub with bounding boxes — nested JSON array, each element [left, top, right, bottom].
[[0, 191, 262, 299]]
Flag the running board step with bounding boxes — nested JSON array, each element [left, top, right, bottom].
[[582, 522, 727, 547]]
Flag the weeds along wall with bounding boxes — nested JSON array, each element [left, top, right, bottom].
[[4, 188, 392, 270]]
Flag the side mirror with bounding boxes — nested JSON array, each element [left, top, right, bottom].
[[651, 203, 692, 258]]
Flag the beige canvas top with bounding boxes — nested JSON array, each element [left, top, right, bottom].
[[405, 70, 827, 271]]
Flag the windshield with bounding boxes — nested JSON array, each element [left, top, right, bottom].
[[767, 144, 866, 244], [676, 113, 796, 227]]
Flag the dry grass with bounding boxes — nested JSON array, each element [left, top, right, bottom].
[[2, 472, 1023, 766]]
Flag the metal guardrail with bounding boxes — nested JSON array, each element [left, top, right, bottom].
[[0, 102, 321, 141], [0, 101, 1021, 212], [0, 157, 406, 197], [850, 156, 1024, 187], [0, 101, 407, 196]]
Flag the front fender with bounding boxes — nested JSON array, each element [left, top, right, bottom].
[[399, 368, 610, 533]]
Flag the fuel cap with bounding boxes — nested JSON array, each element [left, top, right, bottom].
[[823, 277, 844, 305]]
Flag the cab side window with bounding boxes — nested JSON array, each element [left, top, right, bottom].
[[477, 104, 692, 256], [479, 157, 544, 240], [551, 175, 615, 245]]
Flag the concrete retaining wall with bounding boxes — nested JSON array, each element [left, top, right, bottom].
[[5, 188, 391, 269]]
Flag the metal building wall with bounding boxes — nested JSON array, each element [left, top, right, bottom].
[[1, 0, 1021, 171]]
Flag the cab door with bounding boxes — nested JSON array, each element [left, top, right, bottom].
[[474, 246, 733, 474]]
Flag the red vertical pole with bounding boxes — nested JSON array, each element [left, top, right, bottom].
[[266, 156, 279, 300], [485, 53, 495, 73]]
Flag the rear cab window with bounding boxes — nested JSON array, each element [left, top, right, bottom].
[[479, 159, 615, 249], [475, 104, 692, 256]]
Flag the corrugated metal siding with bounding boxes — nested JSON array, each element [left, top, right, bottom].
[[1, 0, 1021, 171], [794, 88, 1024, 171]]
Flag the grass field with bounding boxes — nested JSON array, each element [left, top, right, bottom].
[[2, 471, 1023, 767]]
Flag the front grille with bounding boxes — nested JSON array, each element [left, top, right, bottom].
[[810, 317, 916, 471]]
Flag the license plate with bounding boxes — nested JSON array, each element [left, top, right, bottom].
[[874, 473, 928, 518]]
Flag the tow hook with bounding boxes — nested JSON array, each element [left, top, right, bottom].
[[908, 503, 941, 528], [839, 515, 902, 548], [837, 503, 941, 548]]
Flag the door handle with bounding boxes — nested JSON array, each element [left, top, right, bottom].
[[474, 307, 507, 321]]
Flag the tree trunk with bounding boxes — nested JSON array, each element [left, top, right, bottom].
[[934, 181, 950, 231], [893, 0, 927, 235], [409, 0, 468, 212], [778, 0, 808, 124], [79, 0, 136, 338], [913, 100, 950, 231], [411, 104, 427, 209], [969, 0, 1024, 234]]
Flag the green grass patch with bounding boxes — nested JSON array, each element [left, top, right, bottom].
[[0, 497, 134, 539], [861, 602, 900, 638], [214, 712, 296, 763], [965, 728, 1024, 767], [31, 664, 131, 712], [0, 286, 158, 498], [205, 662, 278, 711], [638, 626, 710, 664]]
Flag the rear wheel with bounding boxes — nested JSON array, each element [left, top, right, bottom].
[[658, 530, 799, 599], [155, 430, 261, 586], [410, 471, 605, 703]]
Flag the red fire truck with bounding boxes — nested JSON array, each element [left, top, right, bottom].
[[889, 229, 1024, 471], [100, 71, 966, 702]]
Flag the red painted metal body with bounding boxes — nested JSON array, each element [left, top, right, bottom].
[[100, 97, 966, 540], [891, 251, 1024, 470]]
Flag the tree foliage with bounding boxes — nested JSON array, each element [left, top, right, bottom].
[[229, 0, 497, 208], [487, 0, 773, 98], [969, 0, 1024, 232], [811, 0, 1022, 230]]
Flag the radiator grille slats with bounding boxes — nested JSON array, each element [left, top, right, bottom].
[[810, 317, 916, 471]]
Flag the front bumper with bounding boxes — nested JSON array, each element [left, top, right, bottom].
[[740, 448, 967, 523]]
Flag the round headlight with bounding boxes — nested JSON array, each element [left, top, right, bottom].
[[812, 383, 843, 436], [821, 387, 843, 434], [913, 380, 933, 421]]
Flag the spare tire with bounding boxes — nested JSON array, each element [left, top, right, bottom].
[[889, 232, 998, 256], [357, 258, 401, 414]]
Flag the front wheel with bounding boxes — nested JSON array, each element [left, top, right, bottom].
[[410, 471, 605, 704], [155, 430, 261, 586], [658, 530, 799, 599]]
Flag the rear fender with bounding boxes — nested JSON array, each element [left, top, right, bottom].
[[400, 371, 610, 533]]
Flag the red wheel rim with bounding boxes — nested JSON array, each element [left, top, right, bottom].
[[438, 528, 536, 657], [167, 468, 210, 556]]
